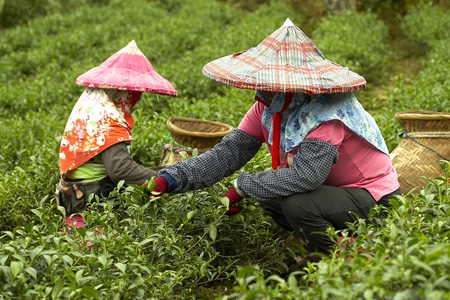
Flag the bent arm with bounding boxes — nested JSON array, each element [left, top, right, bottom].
[[159, 129, 262, 193], [101, 142, 158, 185], [237, 139, 338, 201]]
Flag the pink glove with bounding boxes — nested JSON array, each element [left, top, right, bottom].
[[223, 186, 243, 215]]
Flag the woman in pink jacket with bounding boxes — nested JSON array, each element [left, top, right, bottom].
[[151, 19, 401, 260]]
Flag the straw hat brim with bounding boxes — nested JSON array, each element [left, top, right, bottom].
[[202, 18, 366, 94]]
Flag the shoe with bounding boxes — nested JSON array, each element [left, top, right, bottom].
[[64, 214, 85, 231], [63, 214, 94, 247]]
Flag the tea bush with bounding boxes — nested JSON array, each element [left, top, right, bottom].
[[222, 161, 450, 299], [0, 0, 240, 115], [0, 0, 449, 299], [401, 2, 450, 44], [374, 3, 450, 151], [312, 10, 390, 83], [0, 0, 110, 29]]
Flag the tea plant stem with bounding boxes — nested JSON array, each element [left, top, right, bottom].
[[185, 230, 208, 254]]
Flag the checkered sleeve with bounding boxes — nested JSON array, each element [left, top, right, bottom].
[[236, 139, 338, 201], [159, 129, 262, 193]]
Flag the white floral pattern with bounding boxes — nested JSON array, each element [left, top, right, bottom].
[[59, 88, 141, 173], [258, 91, 389, 154]]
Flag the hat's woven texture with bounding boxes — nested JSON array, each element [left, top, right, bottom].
[[203, 19, 366, 94], [76, 40, 178, 96]]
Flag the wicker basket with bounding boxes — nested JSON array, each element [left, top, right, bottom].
[[390, 110, 450, 193], [167, 118, 233, 149]]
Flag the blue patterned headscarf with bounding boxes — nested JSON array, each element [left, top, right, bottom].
[[257, 91, 389, 155]]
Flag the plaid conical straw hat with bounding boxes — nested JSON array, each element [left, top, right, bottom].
[[76, 40, 178, 96], [202, 18, 366, 94]]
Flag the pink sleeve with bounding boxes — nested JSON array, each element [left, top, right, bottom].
[[238, 102, 266, 143], [305, 120, 347, 148]]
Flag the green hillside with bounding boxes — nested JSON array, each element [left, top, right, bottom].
[[0, 0, 449, 298]]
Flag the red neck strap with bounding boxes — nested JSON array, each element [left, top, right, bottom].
[[272, 93, 293, 170]]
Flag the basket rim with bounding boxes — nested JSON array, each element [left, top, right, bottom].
[[167, 117, 234, 138], [395, 110, 450, 121]]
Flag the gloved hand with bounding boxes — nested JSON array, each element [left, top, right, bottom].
[[223, 185, 243, 215], [147, 176, 168, 198]]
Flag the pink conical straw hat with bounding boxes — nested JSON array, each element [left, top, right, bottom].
[[76, 40, 178, 96], [202, 18, 366, 94]]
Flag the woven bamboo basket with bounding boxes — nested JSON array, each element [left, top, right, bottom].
[[166, 118, 233, 149], [390, 110, 450, 193]]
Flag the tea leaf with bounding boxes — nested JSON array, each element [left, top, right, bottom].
[[31, 209, 42, 219], [209, 225, 217, 241], [75, 269, 84, 284], [62, 255, 73, 266], [25, 267, 37, 279], [10, 261, 23, 277], [115, 262, 126, 274], [98, 256, 107, 268], [220, 197, 230, 209], [186, 210, 195, 221], [179, 151, 189, 160], [30, 246, 43, 260], [81, 286, 100, 300]]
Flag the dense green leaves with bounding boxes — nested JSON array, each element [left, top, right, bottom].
[[0, 0, 449, 299], [401, 2, 450, 44], [374, 4, 450, 151], [313, 10, 390, 82], [223, 162, 450, 299]]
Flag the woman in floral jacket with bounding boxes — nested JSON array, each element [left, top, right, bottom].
[[56, 41, 177, 227]]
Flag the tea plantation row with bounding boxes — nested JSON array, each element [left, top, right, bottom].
[[0, 1, 449, 299]]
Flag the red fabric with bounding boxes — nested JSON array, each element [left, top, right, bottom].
[[63, 215, 104, 249], [223, 186, 243, 215], [272, 113, 281, 170], [271, 93, 293, 170], [63, 215, 91, 246], [152, 176, 168, 196]]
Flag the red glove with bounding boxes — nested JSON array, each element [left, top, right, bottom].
[[147, 176, 168, 198], [223, 185, 243, 215]]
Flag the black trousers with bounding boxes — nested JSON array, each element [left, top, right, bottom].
[[259, 186, 401, 254]]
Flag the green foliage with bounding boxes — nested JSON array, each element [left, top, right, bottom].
[[0, 0, 240, 116], [0, 0, 110, 29], [0, 0, 449, 298], [221, 161, 450, 299], [374, 3, 450, 151], [312, 10, 390, 82], [401, 2, 450, 44], [0, 109, 61, 230], [0, 156, 302, 299]]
